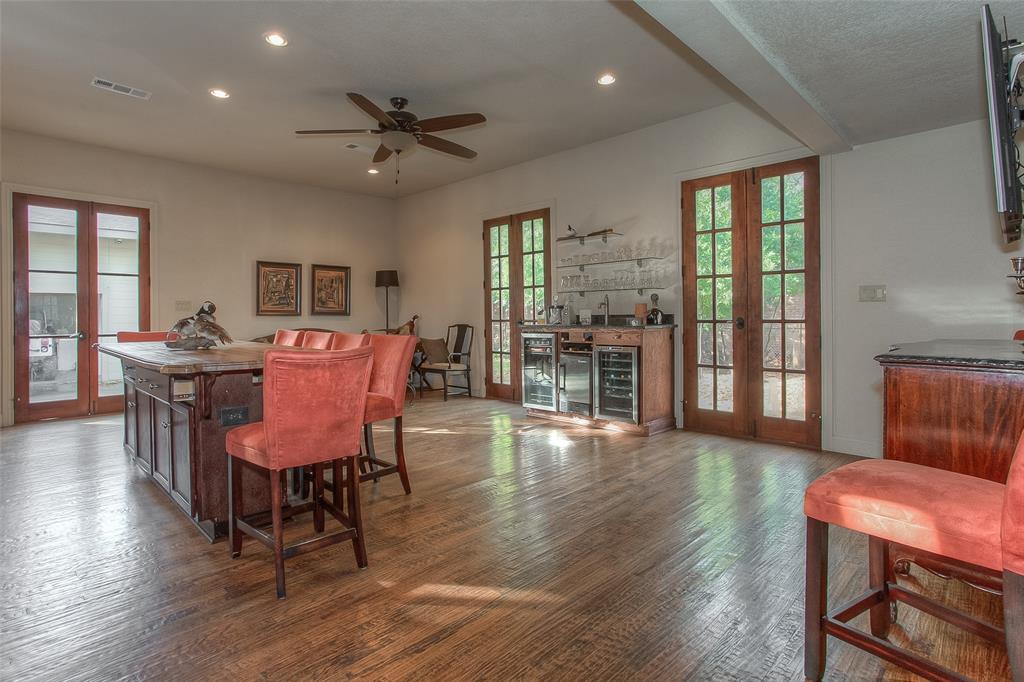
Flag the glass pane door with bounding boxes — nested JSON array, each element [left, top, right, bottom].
[[682, 157, 819, 448], [682, 172, 748, 435], [96, 211, 142, 397], [485, 219, 514, 400], [749, 158, 821, 447], [13, 193, 150, 422]]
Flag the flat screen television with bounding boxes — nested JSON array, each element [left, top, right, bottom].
[[981, 4, 1023, 243]]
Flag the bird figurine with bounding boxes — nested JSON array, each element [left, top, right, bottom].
[[166, 301, 233, 350], [394, 314, 419, 336], [567, 225, 577, 238]]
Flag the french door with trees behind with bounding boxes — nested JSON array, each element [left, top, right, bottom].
[[13, 192, 150, 422], [483, 208, 551, 401], [681, 156, 820, 448]]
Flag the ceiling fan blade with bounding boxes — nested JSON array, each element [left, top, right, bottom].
[[346, 92, 397, 129], [417, 134, 477, 159], [372, 144, 393, 163], [294, 129, 379, 135], [415, 113, 486, 133]]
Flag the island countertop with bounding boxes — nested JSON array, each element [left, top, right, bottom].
[[97, 340, 310, 375], [874, 338, 1024, 371]]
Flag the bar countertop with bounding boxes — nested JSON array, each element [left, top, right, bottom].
[[874, 338, 1024, 370], [97, 340, 308, 375], [518, 323, 676, 331]]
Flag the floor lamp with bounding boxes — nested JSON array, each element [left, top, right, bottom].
[[375, 270, 399, 331]]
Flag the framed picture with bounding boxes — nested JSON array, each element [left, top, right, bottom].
[[256, 261, 301, 316], [311, 264, 351, 316]]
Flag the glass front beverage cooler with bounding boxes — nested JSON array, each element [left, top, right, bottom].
[[594, 346, 638, 423], [522, 333, 557, 410]]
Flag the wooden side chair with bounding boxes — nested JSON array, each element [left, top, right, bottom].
[[803, 434, 1024, 680], [272, 329, 305, 346], [225, 347, 373, 599], [418, 324, 473, 400]]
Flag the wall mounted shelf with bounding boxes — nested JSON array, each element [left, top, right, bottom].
[[558, 287, 665, 296], [555, 230, 622, 245], [557, 256, 664, 271]]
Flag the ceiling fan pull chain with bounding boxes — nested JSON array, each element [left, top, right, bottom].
[[395, 151, 400, 185]]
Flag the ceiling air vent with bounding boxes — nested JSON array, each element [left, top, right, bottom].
[[91, 77, 151, 100]]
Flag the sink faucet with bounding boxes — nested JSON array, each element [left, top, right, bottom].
[[598, 294, 610, 325]]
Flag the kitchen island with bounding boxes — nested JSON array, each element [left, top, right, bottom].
[[519, 323, 675, 435], [98, 340, 299, 541]]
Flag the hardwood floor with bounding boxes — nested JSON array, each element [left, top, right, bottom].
[[0, 397, 1010, 680]]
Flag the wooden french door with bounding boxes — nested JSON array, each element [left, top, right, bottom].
[[13, 192, 150, 422], [682, 156, 820, 448], [483, 208, 551, 401]]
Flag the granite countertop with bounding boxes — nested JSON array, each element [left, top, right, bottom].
[[97, 340, 313, 374], [874, 339, 1024, 370]]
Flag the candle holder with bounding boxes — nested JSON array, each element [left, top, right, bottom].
[[1008, 257, 1024, 294]]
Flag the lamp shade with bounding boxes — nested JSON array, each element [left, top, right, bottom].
[[375, 270, 399, 288]]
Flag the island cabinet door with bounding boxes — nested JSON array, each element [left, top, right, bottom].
[[123, 380, 138, 457], [135, 392, 154, 474], [152, 400, 172, 492], [169, 404, 192, 513]]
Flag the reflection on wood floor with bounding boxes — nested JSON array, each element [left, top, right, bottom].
[[0, 396, 1009, 680]]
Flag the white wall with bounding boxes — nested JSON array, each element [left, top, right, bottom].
[[395, 104, 1023, 457], [825, 119, 1023, 456], [1, 128, 397, 425]]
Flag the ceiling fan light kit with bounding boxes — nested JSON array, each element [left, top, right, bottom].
[[296, 92, 486, 184]]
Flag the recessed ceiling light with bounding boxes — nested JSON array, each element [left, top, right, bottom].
[[264, 32, 288, 47], [367, 168, 380, 175], [209, 88, 230, 99], [597, 73, 616, 86]]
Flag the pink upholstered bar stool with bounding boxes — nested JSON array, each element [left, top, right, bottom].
[[272, 329, 305, 346], [361, 334, 417, 493], [300, 330, 333, 349], [225, 347, 373, 599], [803, 436, 1024, 680], [330, 332, 369, 350]]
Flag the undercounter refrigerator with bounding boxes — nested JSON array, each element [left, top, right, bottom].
[[522, 332, 557, 410], [594, 345, 638, 423]]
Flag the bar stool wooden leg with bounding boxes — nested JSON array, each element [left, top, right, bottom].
[[869, 536, 892, 638], [1006, 571, 1024, 680], [269, 471, 286, 599], [332, 458, 345, 510], [347, 456, 368, 568], [805, 518, 828, 682], [229, 455, 244, 558], [364, 424, 377, 475], [394, 416, 411, 495], [313, 463, 325, 533]]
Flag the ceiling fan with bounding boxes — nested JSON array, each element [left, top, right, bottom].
[[296, 93, 485, 181]]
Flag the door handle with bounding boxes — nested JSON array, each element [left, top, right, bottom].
[[735, 317, 745, 330]]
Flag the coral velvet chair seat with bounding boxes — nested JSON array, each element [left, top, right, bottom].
[[272, 329, 305, 346], [803, 438, 1024, 681], [225, 347, 373, 599]]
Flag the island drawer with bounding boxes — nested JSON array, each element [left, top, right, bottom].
[[594, 330, 642, 346], [130, 366, 171, 400]]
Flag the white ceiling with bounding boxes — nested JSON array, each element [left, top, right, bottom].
[[713, 0, 1024, 146], [0, 0, 734, 197]]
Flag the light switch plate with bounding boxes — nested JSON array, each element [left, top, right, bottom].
[[858, 285, 886, 302], [175, 299, 193, 312]]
